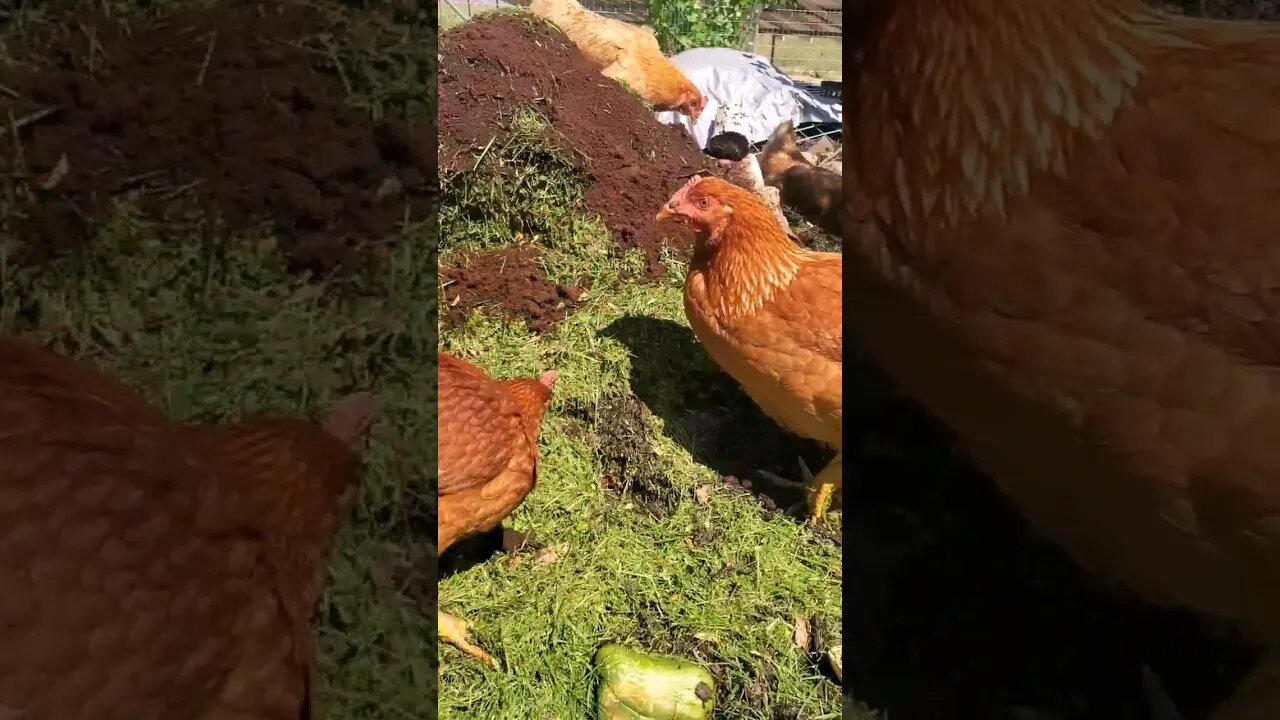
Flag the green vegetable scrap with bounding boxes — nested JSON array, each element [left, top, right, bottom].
[[595, 643, 716, 720]]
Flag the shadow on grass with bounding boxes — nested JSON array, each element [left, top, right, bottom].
[[606, 314, 1257, 720], [439, 528, 537, 582], [600, 314, 835, 517]]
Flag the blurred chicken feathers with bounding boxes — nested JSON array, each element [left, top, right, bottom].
[[0, 336, 366, 718], [845, 0, 1280, 641]]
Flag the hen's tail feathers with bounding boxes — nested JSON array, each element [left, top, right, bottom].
[[760, 120, 808, 185], [505, 372, 559, 435], [321, 392, 378, 454]]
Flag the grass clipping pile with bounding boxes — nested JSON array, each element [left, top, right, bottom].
[[0, 3, 429, 272], [438, 13, 704, 332]]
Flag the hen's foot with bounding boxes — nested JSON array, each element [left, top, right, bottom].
[[439, 611, 497, 668], [757, 468, 805, 488], [759, 457, 838, 523], [807, 454, 846, 524]]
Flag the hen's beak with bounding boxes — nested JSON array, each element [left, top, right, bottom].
[[655, 206, 676, 222]]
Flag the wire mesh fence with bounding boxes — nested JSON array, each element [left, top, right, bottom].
[[576, 0, 842, 81], [440, 0, 843, 83], [753, 4, 841, 82], [439, 0, 519, 29]]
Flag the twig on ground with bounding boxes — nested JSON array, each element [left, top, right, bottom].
[[195, 31, 217, 87]]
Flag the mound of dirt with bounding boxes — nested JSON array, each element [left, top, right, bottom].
[[440, 246, 585, 333], [440, 14, 701, 257], [1, 3, 429, 271], [569, 391, 680, 519], [438, 13, 705, 273]]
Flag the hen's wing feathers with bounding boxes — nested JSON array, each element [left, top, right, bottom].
[[763, 254, 843, 366], [438, 365, 523, 497]]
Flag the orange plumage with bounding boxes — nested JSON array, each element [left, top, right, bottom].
[[0, 334, 374, 720], [436, 351, 557, 667], [844, 2, 1280, 716], [657, 175, 842, 522], [529, 0, 705, 120]]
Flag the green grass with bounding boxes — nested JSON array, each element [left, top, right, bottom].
[[0, 1, 438, 718], [437, 74, 849, 718]]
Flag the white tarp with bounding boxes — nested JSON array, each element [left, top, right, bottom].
[[653, 47, 842, 150]]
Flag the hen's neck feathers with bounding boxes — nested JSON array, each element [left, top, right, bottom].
[[850, 0, 1191, 234], [696, 198, 803, 319]]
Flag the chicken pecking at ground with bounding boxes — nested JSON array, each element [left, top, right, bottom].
[[844, 1, 1280, 718], [0, 334, 376, 720], [529, 0, 705, 120], [759, 120, 842, 238], [437, 351, 557, 668], [657, 175, 842, 523]]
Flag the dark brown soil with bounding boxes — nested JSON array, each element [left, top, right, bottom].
[[438, 13, 705, 271], [568, 391, 679, 519], [1164, 0, 1280, 18], [437, 13, 701, 257], [786, 209, 842, 254], [439, 246, 585, 332], [1, 3, 430, 271]]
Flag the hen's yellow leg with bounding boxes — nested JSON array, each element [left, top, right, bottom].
[[439, 610, 497, 669], [1210, 650, 1280, 720], [806, 452, 843, 523]]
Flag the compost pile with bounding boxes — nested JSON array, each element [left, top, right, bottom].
[[0, 3, 429, 271], [437, 13, 704, 331]]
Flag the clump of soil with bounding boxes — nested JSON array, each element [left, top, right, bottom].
[[1, 3, 429, 271], [568, 391, 678, 519], [440, 246, 585, 332], [785, 210, 842, 254], [438, 13, 705, 273]]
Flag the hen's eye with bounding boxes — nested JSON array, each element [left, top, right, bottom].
[[697, 198, 710, 209]]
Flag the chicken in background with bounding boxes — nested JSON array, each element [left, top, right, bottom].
[[704, 130, 793, 236], [529, 0, 705, 120], [0, 335, 375, 720], [843, 1, 1280, 718], [760, 120, 843, 238], [657, 176, 842, 523], [704, 130, 750, 161], [437, 351, 557, 667]]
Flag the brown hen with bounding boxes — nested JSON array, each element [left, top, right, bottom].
[[657, 175, 842, 522], [0, 334, 375, 720], [528, 0, 705, 120], [844, 2, 1280, 717], [437, 351, 557, 668], [759, 120, 843, 238]]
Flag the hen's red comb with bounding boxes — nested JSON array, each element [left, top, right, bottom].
[[667, 173, 716, 203]]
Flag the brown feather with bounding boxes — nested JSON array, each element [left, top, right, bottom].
[[0, 335, 368, 719], [437, 352, 556, 554], [845, 0, 1280, 645]]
